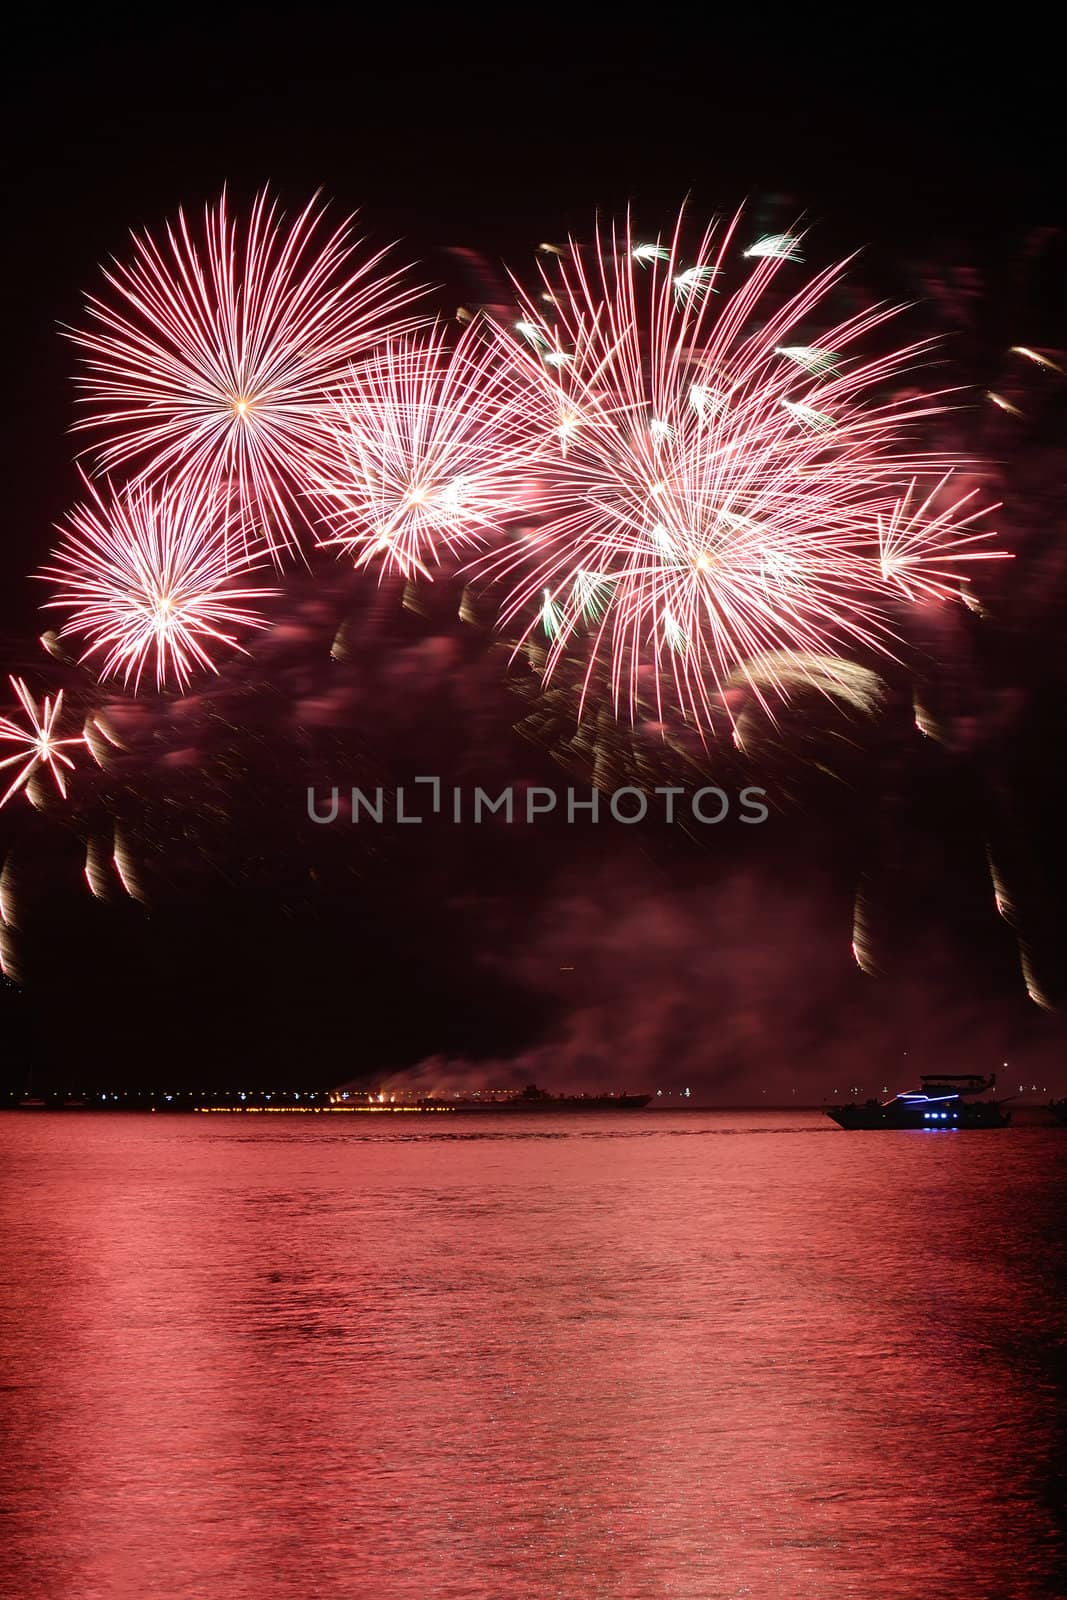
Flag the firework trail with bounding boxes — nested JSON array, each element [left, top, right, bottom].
[[0, 676, 84, 808], [476, 208, 1002, 734], [68, 190, 425, 559], [0, 853, 20, 980], [42, 474, 277, 691], [846, 230, 1067, 1012], [312, 320, 541, 579]]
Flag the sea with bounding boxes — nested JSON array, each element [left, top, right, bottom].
[[1, 1110, 1065, 1599]]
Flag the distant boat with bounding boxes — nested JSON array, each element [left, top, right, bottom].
[[17, 1097, 49, 1109], [826, 1074, 1010, 1130]]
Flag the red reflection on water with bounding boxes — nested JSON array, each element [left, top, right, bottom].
[[1, 1113, 1065, 1598]]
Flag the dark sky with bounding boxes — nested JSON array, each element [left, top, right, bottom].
[[2, 19, 1066, 1098]]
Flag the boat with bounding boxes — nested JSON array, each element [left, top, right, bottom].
[[826, 1073, 1010, 1130], [326, 1082, 652, 1114]]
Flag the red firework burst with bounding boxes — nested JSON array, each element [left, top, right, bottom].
[[0, 677, 84, 808], [42, 474, 277, 692], [312, 320, 542, 579], [68, 189, 425, 559], [475, 208, 1003, 729]]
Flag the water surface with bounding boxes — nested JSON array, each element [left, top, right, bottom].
[[1, 1111, 1065, 1598]]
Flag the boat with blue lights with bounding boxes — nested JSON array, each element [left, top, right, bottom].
[[826, 1073, 1010, 1130]]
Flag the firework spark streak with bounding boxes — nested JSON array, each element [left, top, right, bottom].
[[68, 190, 425, 558], [877, 476, 1005, 602], [312, 322, 540, 578], [43, 475, 277, 691], [0, 677, 84, 807], [476, 208, 1002, 731]]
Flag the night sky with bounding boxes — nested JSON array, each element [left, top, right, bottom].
[[2, 20, 1067, 1098]]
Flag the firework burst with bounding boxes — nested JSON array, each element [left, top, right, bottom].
[[68, 189, 425, 558], [476, 208, 1002, 731], [42, 475, 277, 691], [0, 677, 84, 808], [311, 320, 540, 579]]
